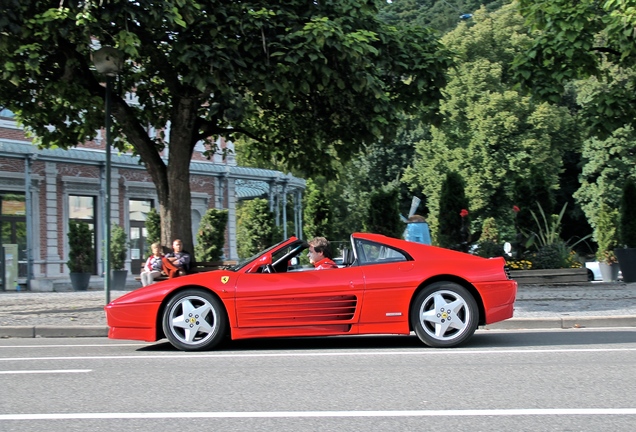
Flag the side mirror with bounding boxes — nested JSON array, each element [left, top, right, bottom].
[[289, 257, 299, 266], [246, 253, 273, 273]]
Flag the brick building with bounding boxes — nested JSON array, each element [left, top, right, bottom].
[[0, 109, 305, 291]]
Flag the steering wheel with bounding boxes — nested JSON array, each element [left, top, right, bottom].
[[262, 264, 276, 274]]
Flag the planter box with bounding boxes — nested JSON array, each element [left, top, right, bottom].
[[510, 268, 589, 285]]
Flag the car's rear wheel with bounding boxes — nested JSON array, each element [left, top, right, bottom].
[[162, 289, 227, 351], [411, 282, 478, 348]]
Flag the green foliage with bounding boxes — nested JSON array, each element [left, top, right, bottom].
[[303, 179, 333, 240], [512, 172, 555, 236], [595, 204, 619, 264], [195, 209, 229, 262], [67, 221, 94, 273], [474, 217, 503, 258], [474, 240, 505, 258], [110, 224, 128, 270], [574, 126, 636, 232], [437, 172, 469, 249], [515, 0, 636, 136], [515, 201, 590, 269], [378, 0, 506, 34], [237, 199, 277, 259], [532, 242, 576, 270], [366, 184, 404, 238], [527, 203, 567, 250], [480, 217, 499, 243], [619, 178, 636, 248], [145, 208, 161, 255], [402, 4, 576, 237]]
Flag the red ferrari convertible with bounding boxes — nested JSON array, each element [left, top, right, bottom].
[[105, 233, 517, 350]]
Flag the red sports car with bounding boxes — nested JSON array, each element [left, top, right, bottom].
[[105, 233, 517, 350]]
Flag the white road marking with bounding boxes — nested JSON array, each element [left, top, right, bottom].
[[0, 369, 91, 375], [1, 347, 636, 362], [1, 408, 636, 420]]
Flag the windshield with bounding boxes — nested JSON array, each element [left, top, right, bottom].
[[230, 237, 297, 272]]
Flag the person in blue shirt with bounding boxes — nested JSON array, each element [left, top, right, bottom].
[[404, 215, 432, 245], [162, 239, 191, 278]]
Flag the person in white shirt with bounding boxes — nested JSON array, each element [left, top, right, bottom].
[[140, 242, 164, 286]]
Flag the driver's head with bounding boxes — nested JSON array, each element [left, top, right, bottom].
[[308, 237, 332, 264]]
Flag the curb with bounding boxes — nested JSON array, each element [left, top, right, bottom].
[[0, 326, 108, 339], [483, 316, 636, 330]]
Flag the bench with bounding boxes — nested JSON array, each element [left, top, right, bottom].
[[135, 260, 238, 283]]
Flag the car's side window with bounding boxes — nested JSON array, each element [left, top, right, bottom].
[[354, 239, 408, 265]]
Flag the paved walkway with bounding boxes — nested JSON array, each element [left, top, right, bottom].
[[1, 282, 635, 338]]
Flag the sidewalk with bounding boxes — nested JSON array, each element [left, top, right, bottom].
[[1, 282, 636, 338]]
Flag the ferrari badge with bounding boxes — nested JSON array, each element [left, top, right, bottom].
[[221, 276, 229, 284]]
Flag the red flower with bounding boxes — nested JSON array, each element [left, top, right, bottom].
[[513, 205, 520, 213], [460, 209, 469, 218]]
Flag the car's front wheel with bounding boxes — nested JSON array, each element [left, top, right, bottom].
[[162, 289, 227, 351], [410, 282, 478, 348]]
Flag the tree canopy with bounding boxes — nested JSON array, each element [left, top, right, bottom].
[[402, 4, 577, 237], [0, 0, 452, 250], [515, 0, 636, 136]]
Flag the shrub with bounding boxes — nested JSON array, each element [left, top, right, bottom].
[[437, 172, 469, 249], [474, 240, 505, 258], [595, 203, 619, 264], [480, 217, 499, 243], [110, 224, 128, 270], [237, 198, 278, 258], [303, 178, 332, 240], [525, 202, 590, 268], [67, 221, 94, 273], [145, 207, 161, 254], [195, 209, 229, 262], [367, 184, 404, 238], [533, 242, 571, 269]]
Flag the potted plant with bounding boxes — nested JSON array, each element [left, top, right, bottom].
[[615, 178, 636, 282], [110, 223, 129, 289], [595, 203, 620, 282], [67, 221, 94, 290]]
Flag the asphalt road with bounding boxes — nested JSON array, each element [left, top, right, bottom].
[[1, 330, 636, 431]]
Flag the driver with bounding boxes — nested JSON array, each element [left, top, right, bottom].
[[307, 237, 338, 270]]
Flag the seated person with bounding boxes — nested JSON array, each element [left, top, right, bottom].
[[308, 237, 338, 270], [140, 242, 164, 286], [162, 239, 191, 278]]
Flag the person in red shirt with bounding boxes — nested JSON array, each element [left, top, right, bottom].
[[307, 237, 338, 270]]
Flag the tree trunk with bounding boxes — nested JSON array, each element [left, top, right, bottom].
[[113, 94, 198, 254], [161, 137, 194, 254]]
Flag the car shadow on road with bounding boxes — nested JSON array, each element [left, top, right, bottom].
[[138, 334, 424, 352], [136, 328, 636, 352]]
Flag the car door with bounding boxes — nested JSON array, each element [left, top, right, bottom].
[[234, 266, 365, 329]]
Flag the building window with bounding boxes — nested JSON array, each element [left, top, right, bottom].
[[1, 192, 26, 277], [68, 195, 97, 274]]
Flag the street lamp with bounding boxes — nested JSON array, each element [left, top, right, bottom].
[[93, 46, 123, 305]]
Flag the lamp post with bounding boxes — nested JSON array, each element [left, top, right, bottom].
[[93, 46, 123, 305]]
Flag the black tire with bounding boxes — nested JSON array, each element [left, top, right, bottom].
[[410, 282, 479, 348], [162, 289, 227, 351]]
